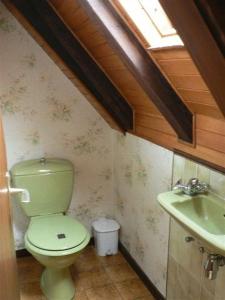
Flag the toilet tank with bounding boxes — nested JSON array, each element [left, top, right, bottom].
[[10, 158, 74, 217]]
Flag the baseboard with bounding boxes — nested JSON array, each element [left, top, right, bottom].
[[16, 248, 31, 258], [119, 241, 165, 300], [90, 236, 94, 245]]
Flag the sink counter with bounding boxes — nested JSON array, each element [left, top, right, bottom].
[[158, 191, 225, 255]]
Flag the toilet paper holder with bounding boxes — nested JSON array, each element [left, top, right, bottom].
[[9, 187, 30, 203], [6, 171, 30, 203]]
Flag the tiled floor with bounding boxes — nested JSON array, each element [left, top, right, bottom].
[[18, 245, 155, 300]]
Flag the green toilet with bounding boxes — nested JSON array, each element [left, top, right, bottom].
[[11, 158, 90, 300]]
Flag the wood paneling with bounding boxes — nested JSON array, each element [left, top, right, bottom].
[[168, 75, 208, 90], [158, 59, 199, 75], [177, 89, 215, 106], [196, 115, 225, 135], [136, 114, 175, 136], [50, 0, 163, 121], [135, 125, 179, 149], [135, 113, 225, 168], [195, 0, 225, 57], [133, 103, 161, 116], [76, 0, 193, 143], [196, 129, 225, 154], [150, 47, 223, 118], [186, 103, 223, 120], [160, 0, 225, 117], [145, 46, 225, 166], [135, 125, 225, 170], [149, 46, 190, 57]]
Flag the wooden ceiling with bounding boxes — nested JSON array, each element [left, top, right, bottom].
[[151, 47, 223, 119], [4, 0, 225, 171], [160, 0, 225, 117], [77, 0, 193, 143]]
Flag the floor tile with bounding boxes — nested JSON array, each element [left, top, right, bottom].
[[98, 252, 127, 267], [72, 246, 102, 273], [73, 266, 111, 291], [17, 246, 155, 300], [105, 263, 138, 283], [86, 284, 123, 300], [75, 290, 89, 300], [18, 258, 43, 284], [20, 281, 45, 300], [135, 296, 156, 300], [115, 278, 150, 300], [17, 256, 36, 267]]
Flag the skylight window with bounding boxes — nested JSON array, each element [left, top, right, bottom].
[[118, 0, 183, 48]]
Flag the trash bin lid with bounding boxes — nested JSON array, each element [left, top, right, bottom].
[[92, 217, 120, 233]]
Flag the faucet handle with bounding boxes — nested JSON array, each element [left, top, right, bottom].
[[188, 177, 209, 194], [174, 178, 182, 186], [173, 178, 185, 191], [199, 181, 209, 192], [173, 177, 209, 195], [187, 178, 199, 186]]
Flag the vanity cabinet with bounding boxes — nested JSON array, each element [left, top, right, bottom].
[[167, 219, 225, 300]]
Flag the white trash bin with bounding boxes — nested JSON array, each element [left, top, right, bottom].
[[92, 217, 120, 256]]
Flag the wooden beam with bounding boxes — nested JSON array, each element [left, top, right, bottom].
[[78, 0, 193, 143], [160, 0, 225, 118], [9, 0, 133, 131], [195, 0, 225, 57]]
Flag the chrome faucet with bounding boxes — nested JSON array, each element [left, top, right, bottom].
[[204, 254, 225, 280], [173, 178, 209, 196]]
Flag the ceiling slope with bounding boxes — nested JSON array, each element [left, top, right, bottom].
[[7, 0, 133, 132], [78, 0, 193, 143], [195, 0, 225, 56], [5, 0, 225, 170], [160, 0, 225, 118], [150, 47, 224, 120]]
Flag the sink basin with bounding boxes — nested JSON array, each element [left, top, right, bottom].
[[158, 191, 225, 255]]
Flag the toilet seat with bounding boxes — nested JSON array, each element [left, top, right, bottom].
[[25, 214, 89, 256]]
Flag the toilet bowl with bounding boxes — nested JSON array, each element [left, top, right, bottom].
[[10, 158, 90, 300], [25, 214, 90, 300]]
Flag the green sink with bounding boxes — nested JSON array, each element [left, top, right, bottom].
[[158, 191, 225, 254]]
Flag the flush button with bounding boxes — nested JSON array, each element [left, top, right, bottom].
[[57, 233, 66, 239]]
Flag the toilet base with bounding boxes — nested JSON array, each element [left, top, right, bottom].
[[41, 267, 75, 300]]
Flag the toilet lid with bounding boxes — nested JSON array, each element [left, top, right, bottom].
[[27, 214, 88, 251]]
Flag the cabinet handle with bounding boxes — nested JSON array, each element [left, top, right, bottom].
[[185, 236, 195, 243]]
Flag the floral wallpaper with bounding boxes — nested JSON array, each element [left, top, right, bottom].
[[0, 2, 114, 249], [113, 131, 173, 295]]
